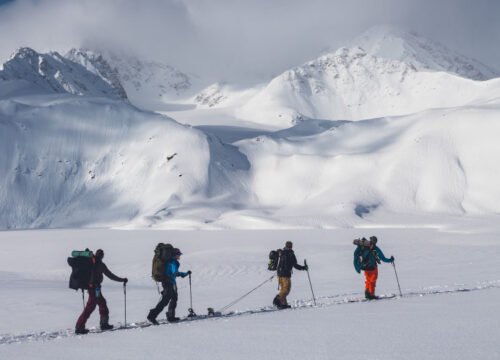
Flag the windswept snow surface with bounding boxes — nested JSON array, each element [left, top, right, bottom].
[[236, 105, 500, 221], [0, 96, 219, 228], [0, 226, 499, 359], [2, 93, 500, 229]]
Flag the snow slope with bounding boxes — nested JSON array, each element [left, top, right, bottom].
[[1, 91, 500, 229], [238, 27, 500, 127], [235, 102, 500, 222], [0, 226, 499, 359], [0, 95, 216, 228]]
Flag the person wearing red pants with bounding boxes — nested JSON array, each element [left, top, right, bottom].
[[75, 249, 128, 334], [353, 236, 394, 300]]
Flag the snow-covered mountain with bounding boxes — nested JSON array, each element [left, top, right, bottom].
[[66, 48, 196, 110], [1, 25, 500, 229], [352, 25, 498, 81], [0, 48, 128, 100], [238, 26, 500, 127]]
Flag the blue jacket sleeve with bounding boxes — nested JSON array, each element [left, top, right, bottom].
[[353, 248, 361, 273], [375, 247, 392, 263], [175, 263, 188, 278]]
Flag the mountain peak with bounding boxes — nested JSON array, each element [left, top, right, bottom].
[[10, 47, 40, 60], [0, 47, 128, 100], [351, 25, 499, 80]]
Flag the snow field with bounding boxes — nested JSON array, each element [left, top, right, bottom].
[[0, 225, 499, 359]]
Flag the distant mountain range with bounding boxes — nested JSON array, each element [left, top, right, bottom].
[[1, 26, 499, 229]]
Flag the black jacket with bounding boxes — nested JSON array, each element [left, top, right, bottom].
[[90, 259, 124, 287], [277, 248, 306, 277]]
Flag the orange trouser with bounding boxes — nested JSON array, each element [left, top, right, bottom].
[[364, 268, 378, 295], [277, 277, 291, 305]]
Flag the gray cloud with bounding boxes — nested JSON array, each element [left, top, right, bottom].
[[0, 0, 498, 81]]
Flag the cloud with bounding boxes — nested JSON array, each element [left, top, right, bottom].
[[0, 0, 498, 81]]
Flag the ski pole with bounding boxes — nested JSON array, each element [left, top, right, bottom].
[[304, 259, 317, 306], [123, 283, 127, 328], [188, 273, 196, 317], [189, 273, 193, 309], [392, 261, 403, 297]]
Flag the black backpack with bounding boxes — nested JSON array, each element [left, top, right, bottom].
[[152, 243, 174, 281], [67, 249, 94, 291], [268, 249, 282, 271]]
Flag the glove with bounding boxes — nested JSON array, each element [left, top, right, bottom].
[[187, 270, 192, 275], [303, 265, 309, 271], [356, 269, 361, 274], [123, 278, 128, 284], [390, 256, 395, 263]]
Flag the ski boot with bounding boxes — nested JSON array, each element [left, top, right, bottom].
[[365, 290, 379, 300], [167, 311, 180, 323], [147, 310, 160, 325], [100, 316, 114, 330], [100, 323, 114, 331], [75, 327, 89, 335], [277, 302, 291, 310]]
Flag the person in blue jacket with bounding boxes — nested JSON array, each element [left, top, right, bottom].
[[147, 248, 191, 324], [353, 236, 394, 299]]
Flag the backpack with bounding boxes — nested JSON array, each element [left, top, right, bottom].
[[67, 249, 94, 291], [268, 249, 282, 271], [152, 243, 174, 281], [353, 238, 371, 247], [353, 238, 380, 269]]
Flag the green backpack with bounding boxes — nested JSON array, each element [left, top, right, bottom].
[[151, 243, 174, 281]]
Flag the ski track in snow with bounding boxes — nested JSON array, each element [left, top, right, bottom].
[[1, 280, 498, 346]]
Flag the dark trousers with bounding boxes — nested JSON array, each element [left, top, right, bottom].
[[149, 281, 178, 320], [76, 287, 109, 329]]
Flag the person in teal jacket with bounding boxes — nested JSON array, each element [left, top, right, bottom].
[[147, 248, 191, 324], [353, 236, 394, 299]]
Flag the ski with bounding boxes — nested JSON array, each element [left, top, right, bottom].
[[3, 281, 499, 346]]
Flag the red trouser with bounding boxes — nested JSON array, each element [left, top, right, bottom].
[[76, 287, 109, 329], [364, 268, 378, 295]]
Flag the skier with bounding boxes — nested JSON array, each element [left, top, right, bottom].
[[147, 248, 191, 324], [273, 241, 308, 309], [353, 236, 394, 300], [75, 249, 128, 334]]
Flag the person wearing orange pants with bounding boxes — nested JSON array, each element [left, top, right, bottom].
[[364, 268, 378, 297], [353, 236, 394, 300]]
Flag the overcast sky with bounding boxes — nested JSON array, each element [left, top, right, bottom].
[[0, 0, 499, 81]]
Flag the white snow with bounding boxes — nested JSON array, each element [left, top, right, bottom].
[[0, 226, 499, 359]]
